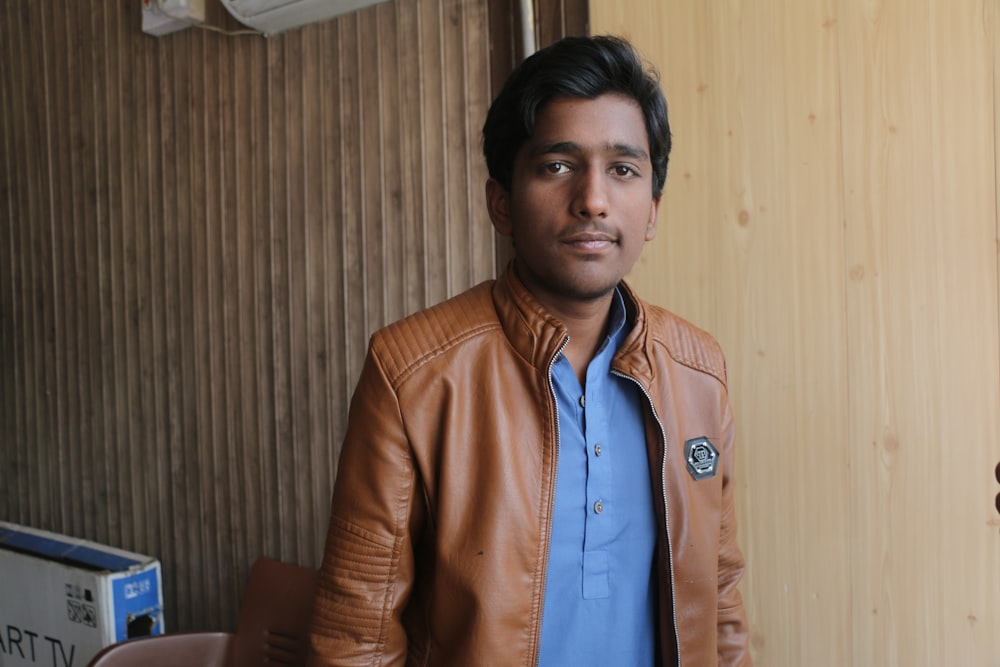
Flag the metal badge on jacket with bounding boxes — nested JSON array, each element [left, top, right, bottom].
[[684, 437, 719, 480]]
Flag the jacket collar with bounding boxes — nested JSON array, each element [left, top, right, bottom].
[[491, 262, 653, 385], [491, 263, 568, 372], [612, 279, 655, 389]]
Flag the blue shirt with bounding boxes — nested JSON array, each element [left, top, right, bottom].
[[537, 289, 658, 666]]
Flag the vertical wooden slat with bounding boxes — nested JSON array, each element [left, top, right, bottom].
[[281, 27, 306, 564], [143, 8, 169, 574], [117, 3, 144, 558], [190, 25, 218, 624], [63, 0, 84, 538], [216, 22, 249, 604], [132, 3, 156, 566], [464, 0, 496, 283], [84, 0, 108, 547], [102, 0, 126, 551], [300, 19, 329, 565], [420, 0, 450, 303], [35, 0, 59, 532], [317, 18, 345, 555], [378, 4, 404, 323], [339, 13, 367, 415], [396, 0, 428, 334], [154, 27, 180, 627], [192, 41, 213, 590], [443, 0, 471, 292], [172, 29, 194, 630], [488, 0, 517, 95], [40, 0, 61, 530], [248, 26, 272, 575], [0, 2, 25, 521], [359, 10, 385, 334], [536, 0, 588, 46], [51, 0, 74, 535], [0, 3, 10, 510], [562, 0, 588, 37], [221, 29, 240, 575], [2, 2, 17, 518], [72, 1, 93, 536], [209, 23, 234, 622], [116, 1, 147, 560]]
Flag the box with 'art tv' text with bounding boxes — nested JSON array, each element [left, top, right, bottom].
[[0, 521, 163, 667]]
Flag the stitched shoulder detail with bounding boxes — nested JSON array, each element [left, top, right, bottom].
[[370, 282, 501, 384], [647, 304, 727, 386]]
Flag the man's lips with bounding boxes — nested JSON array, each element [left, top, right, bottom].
[[561, 231, 618, 249]]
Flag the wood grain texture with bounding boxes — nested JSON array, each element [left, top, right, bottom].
[[592, 0, 1000, 664], [839, 2, 1000, 665], [0, 0, 587, 634]]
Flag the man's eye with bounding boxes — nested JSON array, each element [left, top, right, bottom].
[[544, 162, 569, 174], [613, 165, 638, 177]]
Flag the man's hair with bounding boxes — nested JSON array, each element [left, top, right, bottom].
[[482, 35, 671, 198]]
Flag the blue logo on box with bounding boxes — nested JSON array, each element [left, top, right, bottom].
[[111, 569, 163, 641]]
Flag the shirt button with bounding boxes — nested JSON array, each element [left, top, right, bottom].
[[579, 395, 586, 408], [594, 444, 602, 457], [593, 500, 604, 515]]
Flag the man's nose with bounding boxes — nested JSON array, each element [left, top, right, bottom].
[[572, 167, 609, 219]]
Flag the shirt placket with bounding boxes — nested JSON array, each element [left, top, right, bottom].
[[581, 343, 615, 600]]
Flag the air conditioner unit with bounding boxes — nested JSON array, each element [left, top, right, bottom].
[[219, 0, 391, 36]]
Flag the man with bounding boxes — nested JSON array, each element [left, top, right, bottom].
[[308, 35, 752, 666]]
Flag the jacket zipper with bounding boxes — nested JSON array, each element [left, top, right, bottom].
[[534, 335, 570, 667], [613, 370, 682, 667]]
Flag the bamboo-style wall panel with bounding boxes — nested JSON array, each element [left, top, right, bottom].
[[594, 1, 1000, 665], [0, 0, 586, 631]]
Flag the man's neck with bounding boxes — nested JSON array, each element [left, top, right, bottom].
[[542, 292, 615, 386]]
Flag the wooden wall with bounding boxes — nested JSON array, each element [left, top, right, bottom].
[[593, 0, 1000, 665], [0, 0, 586, 631]]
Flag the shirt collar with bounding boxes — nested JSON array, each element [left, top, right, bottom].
[[599, 286, 630, 355]]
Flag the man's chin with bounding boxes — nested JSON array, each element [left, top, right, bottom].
[[555, 279, 621, 303]]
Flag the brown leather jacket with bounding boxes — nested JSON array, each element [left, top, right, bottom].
[[309, 266, 752, 666]]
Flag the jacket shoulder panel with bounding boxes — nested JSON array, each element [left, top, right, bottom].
[[369, 281, 501, 384], [645, 304, 727, 386]]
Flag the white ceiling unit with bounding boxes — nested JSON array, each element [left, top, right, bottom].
[[219, 0, 391, 36]]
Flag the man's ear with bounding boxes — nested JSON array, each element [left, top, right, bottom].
[[645, 194, 662, 241], [486, 178, 513, 237]]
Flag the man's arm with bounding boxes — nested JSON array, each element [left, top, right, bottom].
[[717, 398, 754, 666], [308, 344, 422, 666]]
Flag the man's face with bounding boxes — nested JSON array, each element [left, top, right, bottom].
[[487, 93, 660, 311]]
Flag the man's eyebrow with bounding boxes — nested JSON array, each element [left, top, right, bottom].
[[527, 140, 649, 161], [609, 142, 650, 161], [528, 141, 582, 157]]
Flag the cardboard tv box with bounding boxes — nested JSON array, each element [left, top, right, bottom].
[[0, 521, 164, 667]]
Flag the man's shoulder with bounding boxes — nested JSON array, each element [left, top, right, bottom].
[[641, 300, 727, 384], [369, 280, 502, 382]]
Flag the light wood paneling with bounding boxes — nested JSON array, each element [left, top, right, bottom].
[[839, 2, 1000, 665], [593, 0, 1000, 665]]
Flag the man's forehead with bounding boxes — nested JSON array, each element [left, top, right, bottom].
[[524, 94, 650, 155]]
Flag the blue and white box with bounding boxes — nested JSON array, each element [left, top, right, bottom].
[[0, 521, 163, 667]]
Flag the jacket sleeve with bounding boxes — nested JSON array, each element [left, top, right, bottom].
[[308, 342, 421, 666], [716, 397, 754, 666]]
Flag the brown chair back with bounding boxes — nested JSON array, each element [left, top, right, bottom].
[[229, 556, 318, 667]]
